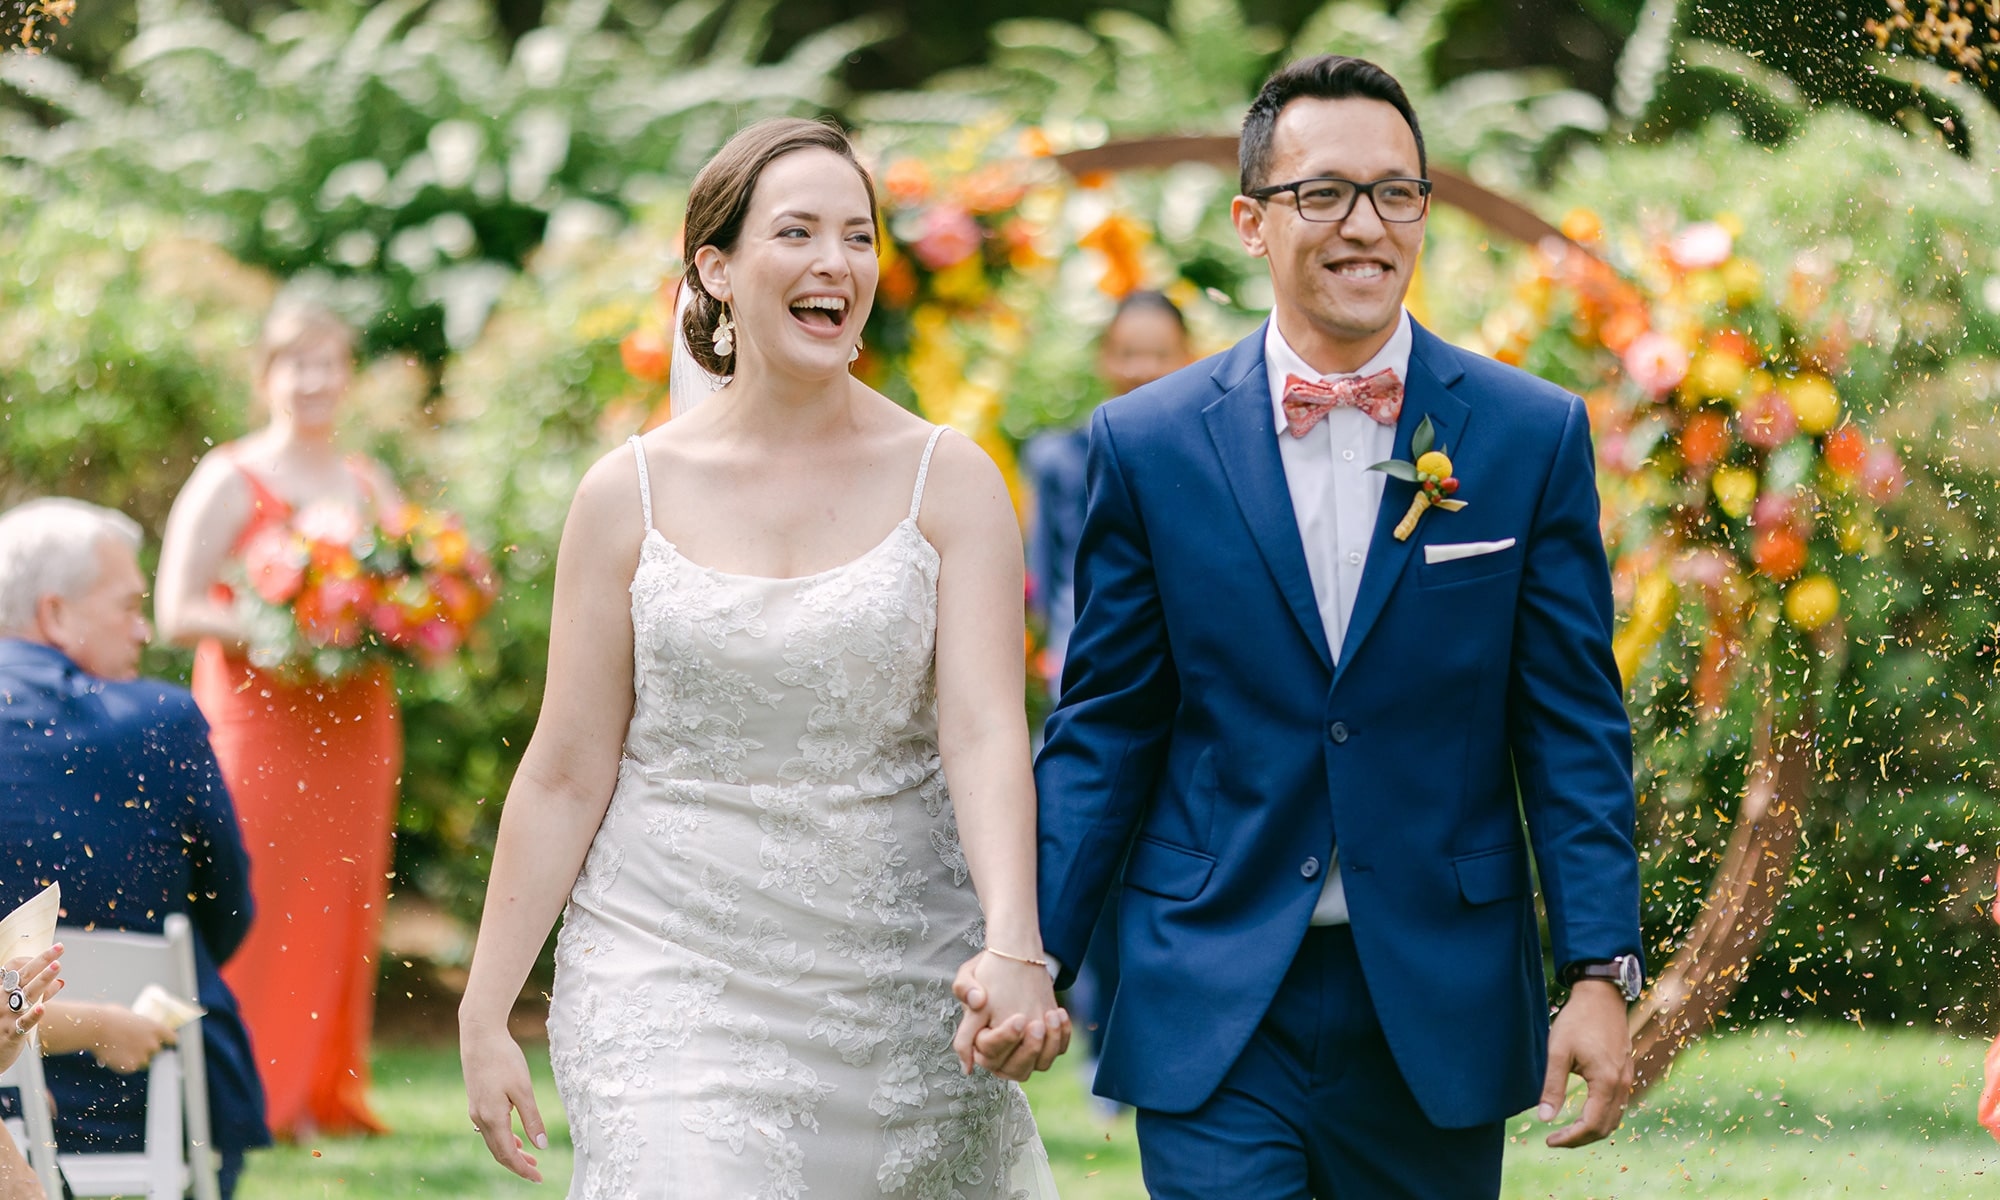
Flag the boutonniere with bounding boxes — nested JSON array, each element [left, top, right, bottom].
[[1369, 416, 1467, 541]]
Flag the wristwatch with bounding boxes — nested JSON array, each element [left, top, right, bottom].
[[1560, 955, 1643, 1003]]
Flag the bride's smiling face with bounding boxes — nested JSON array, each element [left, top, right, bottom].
[[697, 147, 879, 381]]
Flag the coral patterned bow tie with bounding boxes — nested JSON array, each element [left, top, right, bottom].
[[1281, 370, 1404, 437]]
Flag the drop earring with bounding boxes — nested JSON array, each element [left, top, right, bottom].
[[712, 305, 735, 358], [849, 337, 863, 365]]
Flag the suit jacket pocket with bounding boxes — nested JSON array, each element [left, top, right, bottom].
[[1454, 844, 1529, 905], [1418, 538, 1523, 589], [1123, 836, 1217, 901]]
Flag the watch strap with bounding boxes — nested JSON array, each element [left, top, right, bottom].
[[1561, 956, 1642, 1001]]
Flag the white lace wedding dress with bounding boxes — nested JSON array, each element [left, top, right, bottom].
[[547, 428, 1058, 1200]]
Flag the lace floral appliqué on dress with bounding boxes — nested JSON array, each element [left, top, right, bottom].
[[547, 429, 1058, 1200]]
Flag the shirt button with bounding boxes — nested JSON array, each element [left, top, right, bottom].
[[1342, 449, 1356, 461], [1301, 857, 1321, 879], [1329, 722, 1349, 744], [1347, 551, 1362, 566]]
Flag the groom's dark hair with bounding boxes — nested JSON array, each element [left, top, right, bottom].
[[1239, 55, 1427, 194]]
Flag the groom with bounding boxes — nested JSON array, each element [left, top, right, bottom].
[[1031, 55, 1643, 1197]]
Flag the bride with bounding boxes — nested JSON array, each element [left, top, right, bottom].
[[458, 116, 1065, 1198]]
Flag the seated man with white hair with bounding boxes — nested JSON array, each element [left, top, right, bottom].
[[0, 498, 270, 1197]]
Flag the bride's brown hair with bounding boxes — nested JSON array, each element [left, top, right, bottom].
[[680, 118, 880, 376]]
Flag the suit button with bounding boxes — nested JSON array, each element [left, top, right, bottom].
[[1301, 857, 1321, 879], [1329, 722, 1349, 744]]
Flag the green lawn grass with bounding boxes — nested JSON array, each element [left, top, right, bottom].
[[233, 1022, 2000, 1198]]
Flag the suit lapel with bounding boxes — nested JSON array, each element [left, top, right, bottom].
[[1202, 328, 1335, 673], [1334, 325, 1473, 681]]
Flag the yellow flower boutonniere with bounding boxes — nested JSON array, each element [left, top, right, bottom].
[[1369, 416, 1468, 541]]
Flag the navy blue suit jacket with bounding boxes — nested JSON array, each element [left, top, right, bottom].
[[1035, 321, 1641, 1128], [0, 639, 270, 1153]]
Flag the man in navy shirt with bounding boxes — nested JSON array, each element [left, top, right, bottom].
[[0, 498, 269, 1196]]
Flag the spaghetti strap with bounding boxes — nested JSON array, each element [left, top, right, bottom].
[[908, 426, 947, 522], [627, 435, 655, 532]]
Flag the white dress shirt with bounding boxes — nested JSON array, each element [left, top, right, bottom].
[[1265, 308, 1413, 925]]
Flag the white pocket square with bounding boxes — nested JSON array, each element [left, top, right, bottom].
[[1424, 538, 1516, 565]]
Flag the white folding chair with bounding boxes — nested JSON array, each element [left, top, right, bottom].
[[52, 915, 220, 1200], [1, 1029, 65, 1197]]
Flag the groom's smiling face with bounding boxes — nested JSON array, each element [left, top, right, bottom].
[[1232, 95, 1427, 375]]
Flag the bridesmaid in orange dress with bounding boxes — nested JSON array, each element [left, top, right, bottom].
[[156, 300, 402, 1139]]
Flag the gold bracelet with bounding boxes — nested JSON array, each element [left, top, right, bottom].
[[983, 945, 1050, 968]]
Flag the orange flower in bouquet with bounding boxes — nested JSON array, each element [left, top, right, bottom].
[[237, 500, 498, 680]]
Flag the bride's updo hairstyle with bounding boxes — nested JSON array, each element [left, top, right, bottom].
[[680, 117, 880, 376]]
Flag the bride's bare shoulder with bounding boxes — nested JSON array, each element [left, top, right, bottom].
[[566, 440, 651, 543], [913, 426, 1013, 546]]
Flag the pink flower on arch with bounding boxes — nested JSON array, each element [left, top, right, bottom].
[[910, 205, 982, 271], [1736, 388, 1798, 450], [1621, 332, 1689, 397], [1669, 222, 1733, 270], [1862, 448, 1907, 501]]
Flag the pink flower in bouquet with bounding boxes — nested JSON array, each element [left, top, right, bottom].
[[1736, 387, 1798, 449], [242, 525, 306, 604], [910, 205, 982, 271], [1668, 222, 1733, 271], [1622, 332, 1688, 396], [368, 599, 417, 645], [295, 576, 373, 648], [1862, 447, 1907, 501], [412, 617, 463, 661]]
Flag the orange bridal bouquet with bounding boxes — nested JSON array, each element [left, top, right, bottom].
[[236, 500, 498, 681]]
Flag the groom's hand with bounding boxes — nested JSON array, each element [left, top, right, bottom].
[[1539, 980, 1634, 1148], [951, 955, 1070, 1081]]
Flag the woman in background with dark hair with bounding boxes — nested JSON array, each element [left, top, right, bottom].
[[459, 117, 1059, 1197], [1022, 290, 1192, 1115]]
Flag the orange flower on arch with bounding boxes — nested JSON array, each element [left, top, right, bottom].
[[1079, 214, 1149, 298]]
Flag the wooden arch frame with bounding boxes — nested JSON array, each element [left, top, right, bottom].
[[1054, 134, 1810, 1091]]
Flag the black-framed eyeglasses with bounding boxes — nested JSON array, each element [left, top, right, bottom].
[[1246, 176, 1433, 223]]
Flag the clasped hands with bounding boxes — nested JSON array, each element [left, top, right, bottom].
[[950, 951, 1071, 1081]]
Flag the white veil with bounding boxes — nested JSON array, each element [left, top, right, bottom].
[[668, 275, 729, 419]]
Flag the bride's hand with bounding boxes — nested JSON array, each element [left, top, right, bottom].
[[461, 1015, 549, 1182], [951, 952, 1071, 1082]]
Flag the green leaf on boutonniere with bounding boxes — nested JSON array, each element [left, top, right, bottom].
[[1370, 459, 1419, 482], [1411, 415, 1436, 458]]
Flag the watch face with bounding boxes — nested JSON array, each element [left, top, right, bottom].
[[1616, 955, 1644, 1000]]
